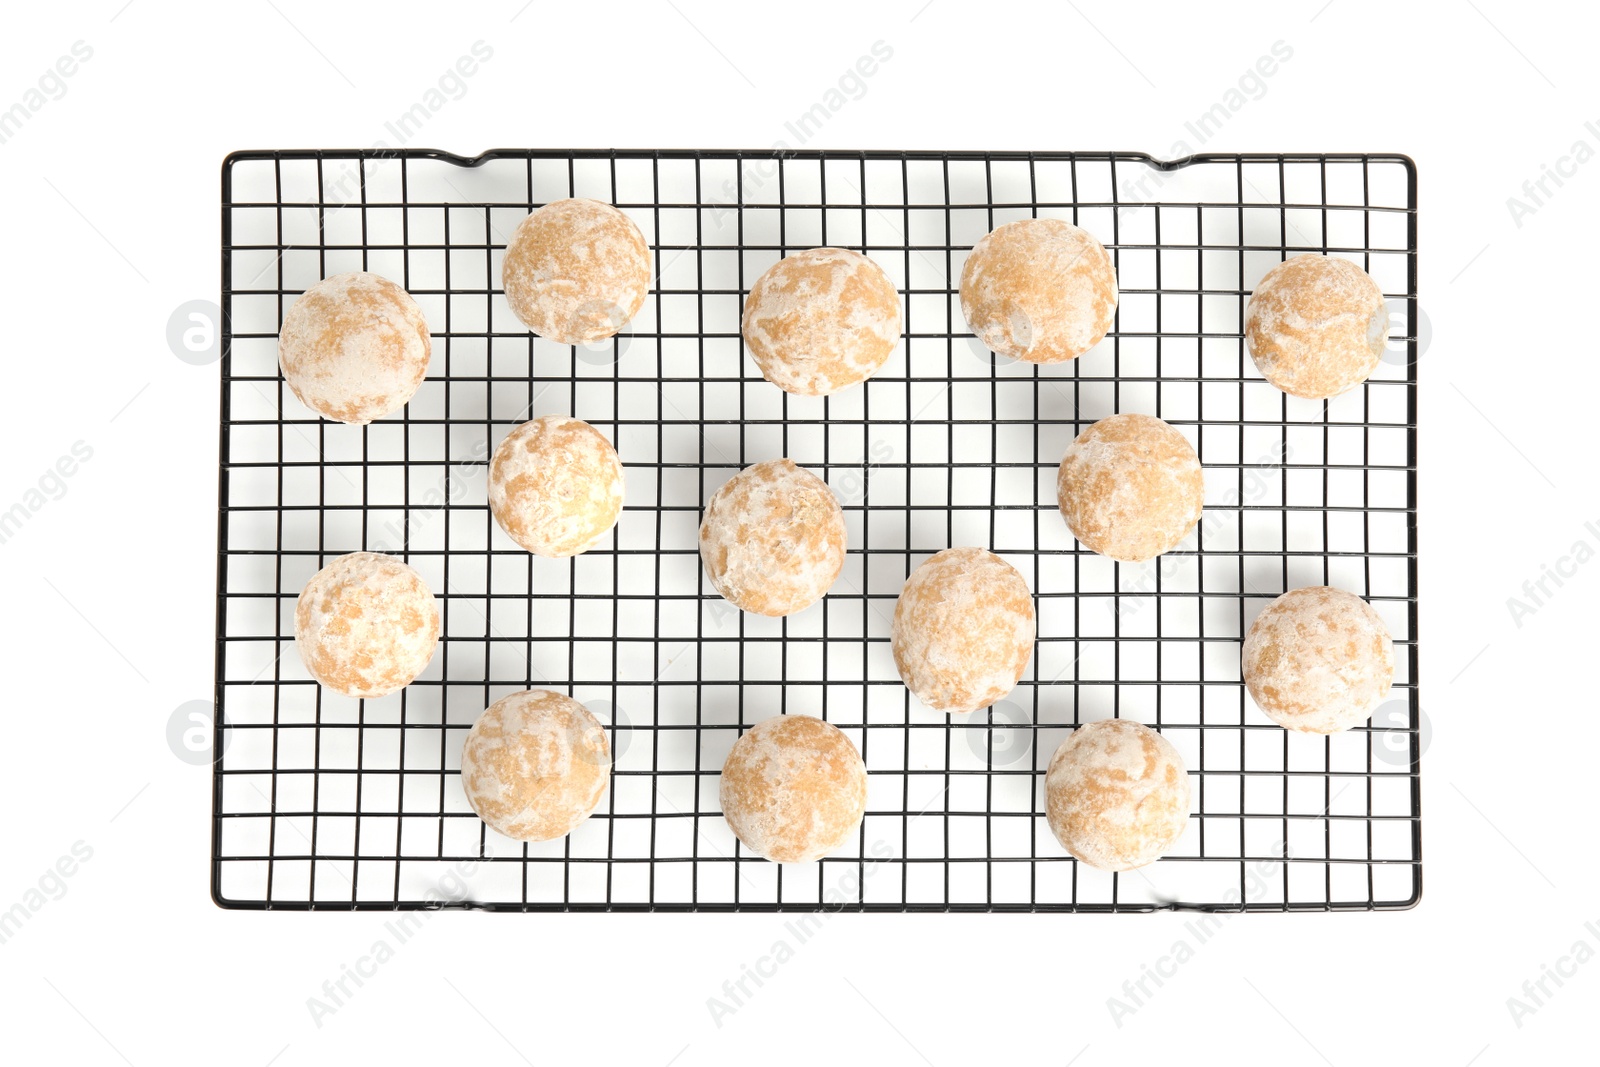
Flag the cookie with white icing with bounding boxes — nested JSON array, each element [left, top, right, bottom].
[[960, 218, 1117, 364], [295, 552, 439, 699], [502, 199, 652, 345], [1057, 413, 1204, 563], [742, 247, 902, 395], [720, 715, 866, 863], [1243, 586, 1395, 734], [461, 689, 611, 842], [1046, 719, 1191, 872], [1246, 254, 1388, 400], [892, 547, 1035, 715], [488, 416, 624, 558], [277, 272, 431, 425], [700, 459, 845, 617]]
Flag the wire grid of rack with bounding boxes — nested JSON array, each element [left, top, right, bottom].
[[212, 149, 1420, 913]]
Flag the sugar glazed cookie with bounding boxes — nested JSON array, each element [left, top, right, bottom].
[[741, 247, 902, 395], [277, 272, 431, 425], [1057, 413, 1204, 563], [460, 689, 611, 842], [502, 198, 652, 345], [294, 551, 440, 699], [1046, 719, 1191, 872], [719, 715, 868, 863], [892, 547, 1035, 714], [699, 459, 846, 617], [1242, 586, 1395, 734], [960, 218, 1118, 364], [1245, 254, 1388, 400], [488, 416, 625, 557]]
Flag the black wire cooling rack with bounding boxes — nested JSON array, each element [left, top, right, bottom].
[[212, 149, 1420, 913]]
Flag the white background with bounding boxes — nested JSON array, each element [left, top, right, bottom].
[[1, 1, 1594, 1063]]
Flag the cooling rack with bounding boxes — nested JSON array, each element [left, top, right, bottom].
[[212, 149, 1420, 912]]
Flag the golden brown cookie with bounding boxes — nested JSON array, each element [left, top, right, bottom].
[[959, 218, 1117, 364], [502, 199, 652, 345], [460, 689, 611, 842], [277, 272, 431, 425], [1046, 719, 1191, 872], [892, 547, 1035, 714], [294, 552, 439, 699], [719, 715, 867, 863], [699, 459, 846, 617], [742, 247, 902, 395], [1245, 254, 1388, 400], [1242, 586, 1395, 734], [488, 416, 624, 558], [1057, 413, 1203, 563]]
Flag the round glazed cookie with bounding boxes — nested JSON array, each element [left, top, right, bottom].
[[501, 198, 652, 345], [295, 552, 440, 699], [741, 247, 902, 396], [959, 217, 1118, 364], [460, 689, 611, 842], [1242, 586, 1395, 734], [719, 715, 867, 863], [699, 459, 846, 617], [892, 547, 1035, 714], [1245, 254, 1388, 399], [488, 416, 625, 558], [1045, 719, 1191, 872], [1057, 413, 1203, 563], [277, 271, 431, 425]]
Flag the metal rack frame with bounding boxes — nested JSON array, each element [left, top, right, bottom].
[[212, 149, 1420, 912]]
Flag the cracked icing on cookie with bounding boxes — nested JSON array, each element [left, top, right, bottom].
[[891, 547, 1035, 715], [1245, 254, 1388, 400], [502, 198, 652, 345], [1242, 586, 1395, 735], [719, 714, 867, 863], [294, 552, 439, 699], [277, 272, 431, 425], [1046, 719, 1192, 872], [699, 459, 846, 617], [460, 689, 611, 843], [741, 247, 902, 396], [959, 218, 1118, 364], [1058, 412, 1204, 563], [488, 416, 624, 558]]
